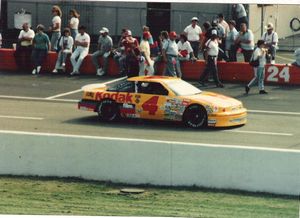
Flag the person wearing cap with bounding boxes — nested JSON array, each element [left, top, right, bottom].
[[70, 25, 90, 75], [261, 23, 278, 64], [162, 31, 181, 77], [31, 24, 51, 75], [52, 28, 74, 73], [14, 22, 35, 72], [199, 30, 224, 88], [139, 31, 154, 76], [235, 23, 254, 62], [92, 27, 113, 76], [122, 30, 140, 77], [245, 40, 268, 94], [183, 17, 202, 59], [226, 20, 239, 62]]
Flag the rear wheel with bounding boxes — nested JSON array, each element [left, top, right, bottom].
[[97, 99, 119, 121], [183, 105, 207, 128]]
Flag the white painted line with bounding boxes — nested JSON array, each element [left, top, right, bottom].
[[0, 115, 44, 120], [0, 130, 298, 153], [226, 130, 293, 136], [0, 95, 78, 103], [276, 54, 294, 62], [248, 109, 300, 116], [45, 89, 82, 100]]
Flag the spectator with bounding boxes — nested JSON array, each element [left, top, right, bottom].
[[184, 17, 202, 59], [153, 30, 169, 74], [291, 48, 300, 67], [245, 40, 268, 94], [69, 9, 80, 41], [142, 25, 158, 57], [162, 31, 181, 77], [122, 30, 140, 77], [218, 13, 229, 36], [139, 31, 154, 76], [70, 25, 90, 76], [52, 28, 74, 73], [92, 27, 113, 76], [177, 33, 196, 61], [261, 23, 278, 64], [49, 5, 62, 52], [226, 20, 239, 62], [113, 28, 127, 76], [14, 23, 35, 71], [199, 30, 224, 88], [210, 20, 226, 61], [201, 21, 212, 59], [31, 24, 51, 75], [235, 23, 254, 62], [232, 4, 248, 31]]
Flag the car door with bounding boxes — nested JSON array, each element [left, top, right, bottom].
[[135, 81, 169, 120]]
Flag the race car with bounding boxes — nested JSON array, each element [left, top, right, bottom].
[[78, 76, 247, 128]]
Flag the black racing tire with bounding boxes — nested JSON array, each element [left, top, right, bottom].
[[97, 99, 119, 121], [183, 104, 207, 128]]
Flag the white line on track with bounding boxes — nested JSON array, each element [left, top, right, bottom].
[[247, 109, 300, 116], [45, 76, 127, 100], [0, 95, 78, 103], [0, 115, 44, 120], [225, 130, 293, 136], [0, 129, 298, 153], [276, 54, 294, 62]]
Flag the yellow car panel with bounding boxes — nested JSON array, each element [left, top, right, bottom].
[[78, 76, 247, 128]]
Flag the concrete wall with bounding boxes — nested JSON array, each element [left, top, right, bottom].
[[249, 4, 300, 41], [0, 131, 299, 196]]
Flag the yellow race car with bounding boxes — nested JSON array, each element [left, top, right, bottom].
[[78, 76, 247, 128]]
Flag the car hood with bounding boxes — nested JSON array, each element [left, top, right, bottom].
[[187, 91, 242, 107]]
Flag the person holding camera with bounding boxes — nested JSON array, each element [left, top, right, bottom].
[[245, 40, 268, 94]]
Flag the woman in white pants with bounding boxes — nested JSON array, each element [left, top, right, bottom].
[[52, 28, 74, 73], [139, 31, 154, 76]]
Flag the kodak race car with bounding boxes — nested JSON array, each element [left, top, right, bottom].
[[78, 76, 247, 128]]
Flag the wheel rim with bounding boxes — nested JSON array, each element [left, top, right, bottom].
[[98, 101, 117, 121], [184, 106, 206, 128]]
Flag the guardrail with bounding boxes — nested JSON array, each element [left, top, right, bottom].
[[0, 131, 299, 196], [1, 48, 300, 85]]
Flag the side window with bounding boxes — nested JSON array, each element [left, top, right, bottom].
[[137, 82, 169, 96], [108, 81, 135, 92]]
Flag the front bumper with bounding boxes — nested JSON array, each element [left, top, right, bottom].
[[207, 109, 247, 127]]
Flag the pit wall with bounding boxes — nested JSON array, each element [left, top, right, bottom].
[[1, 48, 300, 85], [0, 132, 299, 196]]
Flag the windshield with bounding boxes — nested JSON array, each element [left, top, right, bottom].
[[165, 80, 202, 96]]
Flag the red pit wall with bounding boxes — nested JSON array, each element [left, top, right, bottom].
[[1, 48, 299, 85]]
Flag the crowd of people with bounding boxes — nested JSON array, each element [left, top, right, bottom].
[[5, 4, 298, 94]]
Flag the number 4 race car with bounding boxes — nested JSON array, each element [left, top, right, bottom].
[[78, 76, 247, 128]]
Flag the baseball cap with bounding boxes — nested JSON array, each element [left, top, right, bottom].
[[211, 29, 218, 36], [191, 17, 199, 22], [100, 27, 109, 34], [265, 23, 274, 30], [126, 30, 132, 36], [143, 31, 151, 39], [169, 31, 177, 38]]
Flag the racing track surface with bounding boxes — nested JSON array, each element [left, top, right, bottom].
[[0, 71, 300, 150]]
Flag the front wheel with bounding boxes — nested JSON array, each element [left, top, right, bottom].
[[97, 99, 119, 121], [183, 105, 207, 128]]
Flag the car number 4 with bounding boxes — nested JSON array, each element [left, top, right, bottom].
[[142, 96, 159, 115], [266, 66, 290, 83]]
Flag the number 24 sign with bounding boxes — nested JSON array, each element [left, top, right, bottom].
[[266, 66, 290, 83]]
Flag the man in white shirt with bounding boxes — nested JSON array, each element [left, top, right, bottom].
[[184, 17, 202, 59], [70, 25, 90, 75], [261, 23, 278, 64], [14, 23, 35, 71], [199, 30, 224, 88]]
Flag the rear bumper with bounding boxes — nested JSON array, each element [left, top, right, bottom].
[[78, 99, 97, 112], [207, 110, 247, 127]]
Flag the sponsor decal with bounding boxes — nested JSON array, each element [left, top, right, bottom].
[[207, 119, 217, 124], [85, 92, 94, 98], [95, 92, 133, 103], [135, 95, 141, 104], [120, 103, 136, 115]]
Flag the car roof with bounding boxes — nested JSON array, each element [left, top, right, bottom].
[[127, 76, 180, 83]]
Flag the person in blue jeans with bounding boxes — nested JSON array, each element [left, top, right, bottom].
[[245, 40, 268, 94], [31, 24, 51, 75]]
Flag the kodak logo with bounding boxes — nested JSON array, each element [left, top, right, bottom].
[[95, 92, 133, 103]]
